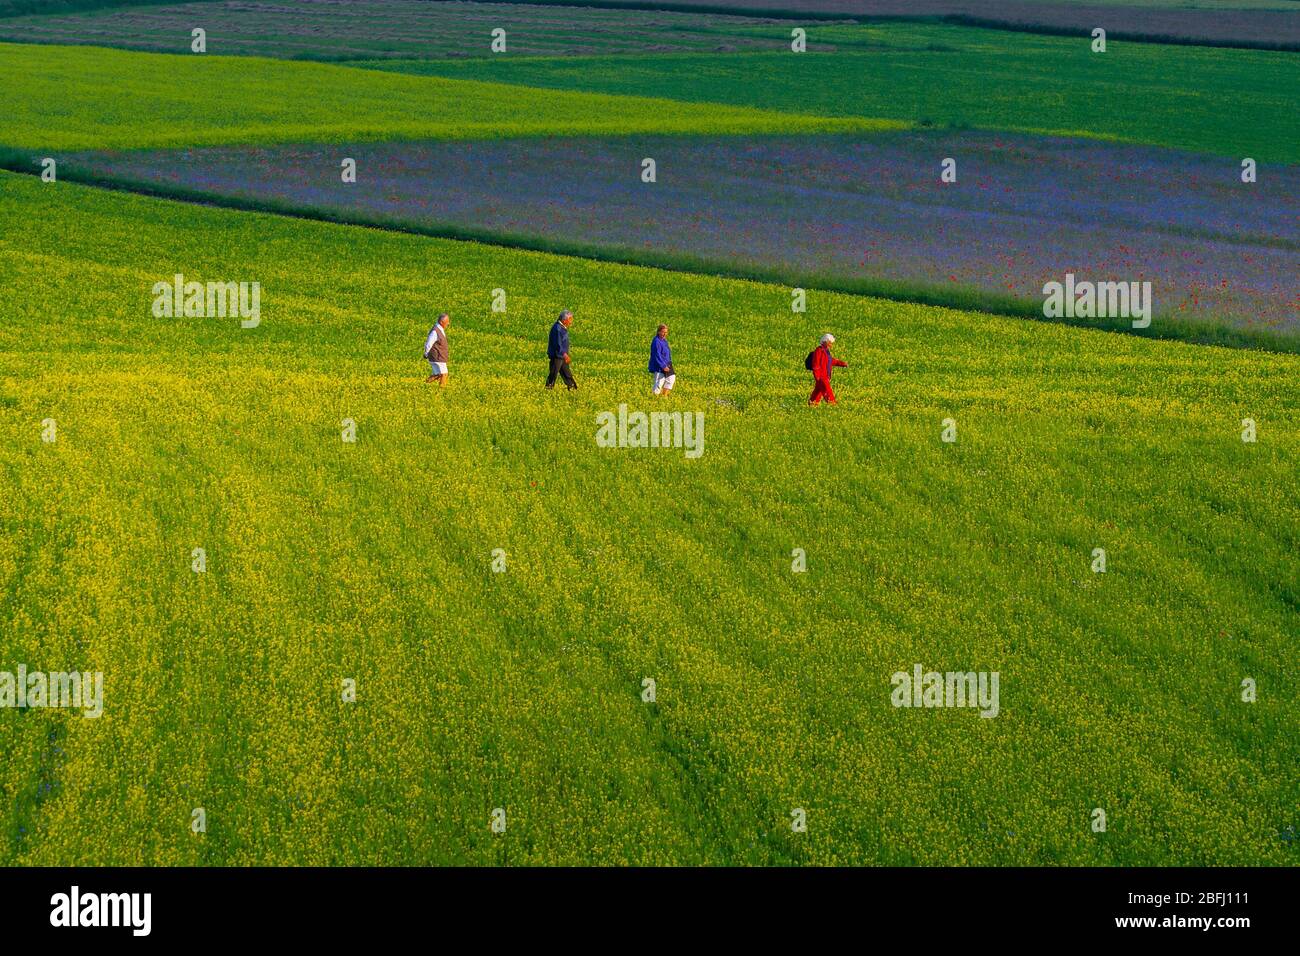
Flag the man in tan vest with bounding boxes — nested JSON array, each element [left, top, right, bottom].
[[424, 313, 450, 386]]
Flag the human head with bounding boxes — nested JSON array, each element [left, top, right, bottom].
[[820, 333, 835, 346], [559, 310, 573, 327], [439, 312, 450, 328], [657, 324, 668, 338]]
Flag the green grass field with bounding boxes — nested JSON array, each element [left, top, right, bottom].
[[1, 172, 1295, 865], [6, 19, 1297, 159], [364, 21, 1300, 161], [0, 41, 889, 150]]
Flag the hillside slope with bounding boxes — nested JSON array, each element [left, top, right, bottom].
[[1, 173, 1295, 865]]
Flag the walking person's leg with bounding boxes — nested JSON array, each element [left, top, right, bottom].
[[560, 360, 577, 390], [546, 357, 561, 388], [809, 379, 827, 405]]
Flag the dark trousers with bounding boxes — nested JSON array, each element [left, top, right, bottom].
[[546, 356, 577, 390]]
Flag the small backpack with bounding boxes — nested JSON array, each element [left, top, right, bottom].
[[805, 349, 816, 371]]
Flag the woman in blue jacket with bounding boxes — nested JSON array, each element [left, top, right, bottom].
[[649, 324, 675, 396]]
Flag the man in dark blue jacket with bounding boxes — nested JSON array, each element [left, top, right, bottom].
[[648, 324, 675, 396], [546, 310, 577, 390]]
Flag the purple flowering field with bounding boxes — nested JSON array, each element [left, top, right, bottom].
[[68, 132, 1299, 332], [583, 0, 1300, 50], [0, 0, 820, 58], [7, 0, 1294, 56]]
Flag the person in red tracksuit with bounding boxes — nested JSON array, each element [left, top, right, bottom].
[[809, 333, 847, 405]]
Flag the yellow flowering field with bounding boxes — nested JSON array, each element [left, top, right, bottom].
[[0, 173, 1295, 865], [0, 41, 896, 152]]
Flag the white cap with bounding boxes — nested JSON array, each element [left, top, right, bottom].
[[820, 333, 835, 344]]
